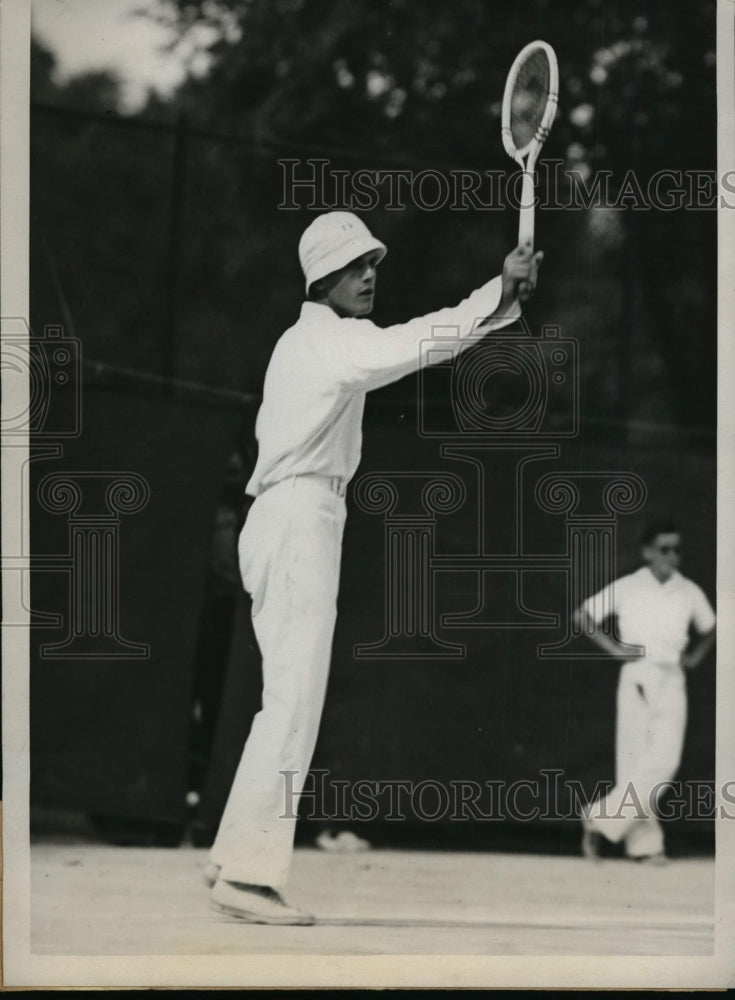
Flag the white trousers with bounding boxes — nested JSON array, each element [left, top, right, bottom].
[[209, 476, 346, 888], [588, 660, 687, 857]]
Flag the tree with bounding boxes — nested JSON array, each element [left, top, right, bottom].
[[150, 0, 716, 427], [31, 38, 173, 374], [31, 0, 717, 427]]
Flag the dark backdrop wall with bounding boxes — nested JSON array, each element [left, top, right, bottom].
[[28, 374, 714, 839], [195, 405, 716, 845], [30, 371, 250, 825], [28, 0, 717, 847]]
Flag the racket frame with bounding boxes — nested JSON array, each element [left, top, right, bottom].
[[501, 39, 559, 165], [501, 40, 559, 250]]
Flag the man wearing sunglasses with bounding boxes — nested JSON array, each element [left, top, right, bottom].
[[574, 519, 716, 864]]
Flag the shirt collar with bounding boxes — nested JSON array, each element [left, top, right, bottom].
[[300, 301, 339, 323], [641, 565, 682, 588]]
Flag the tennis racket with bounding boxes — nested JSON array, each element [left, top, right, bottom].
[[501, 40, 558, 300]]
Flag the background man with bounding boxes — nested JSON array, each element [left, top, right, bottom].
[[207, 211, 543, 923], [575, 519, 716, 863]]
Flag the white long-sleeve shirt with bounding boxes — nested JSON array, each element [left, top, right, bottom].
[[246, 276, 519, 496]]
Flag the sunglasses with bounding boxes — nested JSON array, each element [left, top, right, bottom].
[[655, 544, 681, 555]]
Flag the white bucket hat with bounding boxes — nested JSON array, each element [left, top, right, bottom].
[[298, 212, 387, 294]]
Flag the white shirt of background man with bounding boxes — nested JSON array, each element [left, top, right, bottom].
[[581, 566, 716, 667]]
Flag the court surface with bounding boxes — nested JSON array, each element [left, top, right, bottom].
[[31, 844, 713, 956]]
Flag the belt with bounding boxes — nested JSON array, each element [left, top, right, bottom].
[[262, 473, 348, 498], [299, 473, 348, 497]]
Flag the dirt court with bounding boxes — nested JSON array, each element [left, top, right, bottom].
[[30, 843, 713, 957]]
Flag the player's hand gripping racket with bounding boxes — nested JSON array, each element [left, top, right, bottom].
[[501, 40, 558, 302]]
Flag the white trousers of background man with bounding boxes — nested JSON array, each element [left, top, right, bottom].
[[209, 475, 347, 888], [587, 660, 687, 858]]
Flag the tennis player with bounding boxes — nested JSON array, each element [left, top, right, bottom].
[[576, 519, 716, 863], [206, 211, 543, 923]]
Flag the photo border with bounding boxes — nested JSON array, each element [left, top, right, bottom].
[[2, 0, 733, 987]]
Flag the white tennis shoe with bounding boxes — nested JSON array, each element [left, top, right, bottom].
[[202, 862, 221, 888], [209, 879, 315, 925]]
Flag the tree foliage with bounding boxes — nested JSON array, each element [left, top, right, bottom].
[[153, 0, 715, 171], [31, 0, 717, 428]]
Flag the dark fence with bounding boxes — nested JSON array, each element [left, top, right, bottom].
[[28, 98, 716, 850], [30, 365, 254, 825], [31, 100, 718, 430], [29, 366, 716, 849]]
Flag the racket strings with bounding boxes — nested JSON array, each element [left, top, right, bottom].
[[510, 49, 551, 150]]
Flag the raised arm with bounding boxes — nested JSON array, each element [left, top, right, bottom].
[[322, 245, 544, 393]]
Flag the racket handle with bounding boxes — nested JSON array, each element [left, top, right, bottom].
[[517, 170, 535, 250]]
